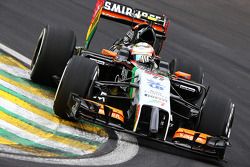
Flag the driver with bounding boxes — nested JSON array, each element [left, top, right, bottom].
[[123, 24, 156, 47], [111, 24, 156, 52], [130, 42, 155, 63], [109, 24, 158, 66]]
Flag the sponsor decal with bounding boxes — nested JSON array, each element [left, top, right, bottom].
[[180, 85, 196, 93], [145, 90, 162, 97], [147, 79, 164, 90], [148, 99, 165, 107], [144, 89, 168, 103], [144, 93, 167, 103], [104, 0, 164, 22]]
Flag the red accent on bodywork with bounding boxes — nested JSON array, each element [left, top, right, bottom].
[[102, 9, 166, 33], [164, 18, 170, 34], [91, 0, 105, 24]]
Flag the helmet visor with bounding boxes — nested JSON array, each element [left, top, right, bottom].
[[134, 54, 143, 61]]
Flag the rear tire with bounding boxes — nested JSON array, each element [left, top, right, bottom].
[[170, 58, 204, 84], [53, 56, 99, 119], [197, 90, 235, 138], [30, 25, 76, 86]]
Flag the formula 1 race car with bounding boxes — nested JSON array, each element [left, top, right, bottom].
[[30, 0, 235, 160]]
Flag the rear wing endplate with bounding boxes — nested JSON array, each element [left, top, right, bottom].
[[85, 0, 170, 49]]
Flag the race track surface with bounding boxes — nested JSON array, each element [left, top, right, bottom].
[[0, 0, 250, 166]]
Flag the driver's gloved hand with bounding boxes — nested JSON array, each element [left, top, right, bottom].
[[139, 55, 151, 63]]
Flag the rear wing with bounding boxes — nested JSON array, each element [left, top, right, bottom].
[[85, 0, 170, 49]]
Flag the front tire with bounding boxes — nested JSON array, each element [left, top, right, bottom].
[[197, 90, 235, 138], [30, 25, 76, 86], [197, 90, 234, 159], [53, 56, 99, 119]]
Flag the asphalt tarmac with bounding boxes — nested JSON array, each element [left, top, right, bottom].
[[0, 0, 250, 166]]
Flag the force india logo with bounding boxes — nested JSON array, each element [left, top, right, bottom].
[[104, 1, 164, 21], [147, 79, 164, 90]]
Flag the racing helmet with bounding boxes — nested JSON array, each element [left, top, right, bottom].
[[131, 42, 155, 62], [133, 24, 156, 46]]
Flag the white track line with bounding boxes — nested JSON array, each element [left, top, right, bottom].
[[0, 43, 31, 65]]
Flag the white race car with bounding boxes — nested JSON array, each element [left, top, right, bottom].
[[30, 0, 235, 160]]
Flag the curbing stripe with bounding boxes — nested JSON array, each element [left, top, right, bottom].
[[0, 79, 54, 114], [0, 50, 107, 157], [0, 143, 35, 156], [0, 116, 93, 156], [0, 82, 53, 113], [0, 70, 55, 99], [0, 97, 105, 145], [0, 137, 61, 157], [0, 67, 52, 93], [0, 44, 140, 165], [0, 63, 29, 79], [0, 87, 107, 137], [0, 55, 28, 70], [0, 128, 76, 157], [0, 110, 97, 153], [0, 51, 107, 136]]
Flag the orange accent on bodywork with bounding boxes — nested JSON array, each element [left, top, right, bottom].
[[101, 49, 118, 59], [102, 10, 165, 33], [175, 71, 192, 80], [85, 99, 124, 123], [98, 107, 124, 123], [173, 128, 211, 145], [135, 104, 141, 122]]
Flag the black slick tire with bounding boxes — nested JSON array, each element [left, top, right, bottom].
[[197, 90, 234, 159], [53, 56, 98, 119], [30, 25, 76, 86], [197, 90, 235, 138]]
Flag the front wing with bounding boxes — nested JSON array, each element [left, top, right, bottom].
[[68, 93, 228, 160]]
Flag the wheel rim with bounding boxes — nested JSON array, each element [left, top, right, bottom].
[[201, 72, 205, 84], [31, 28, 46, 70], [225, 103, 235, 138], [87, 66, 99, 98], [54, 59, 71, 101]]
